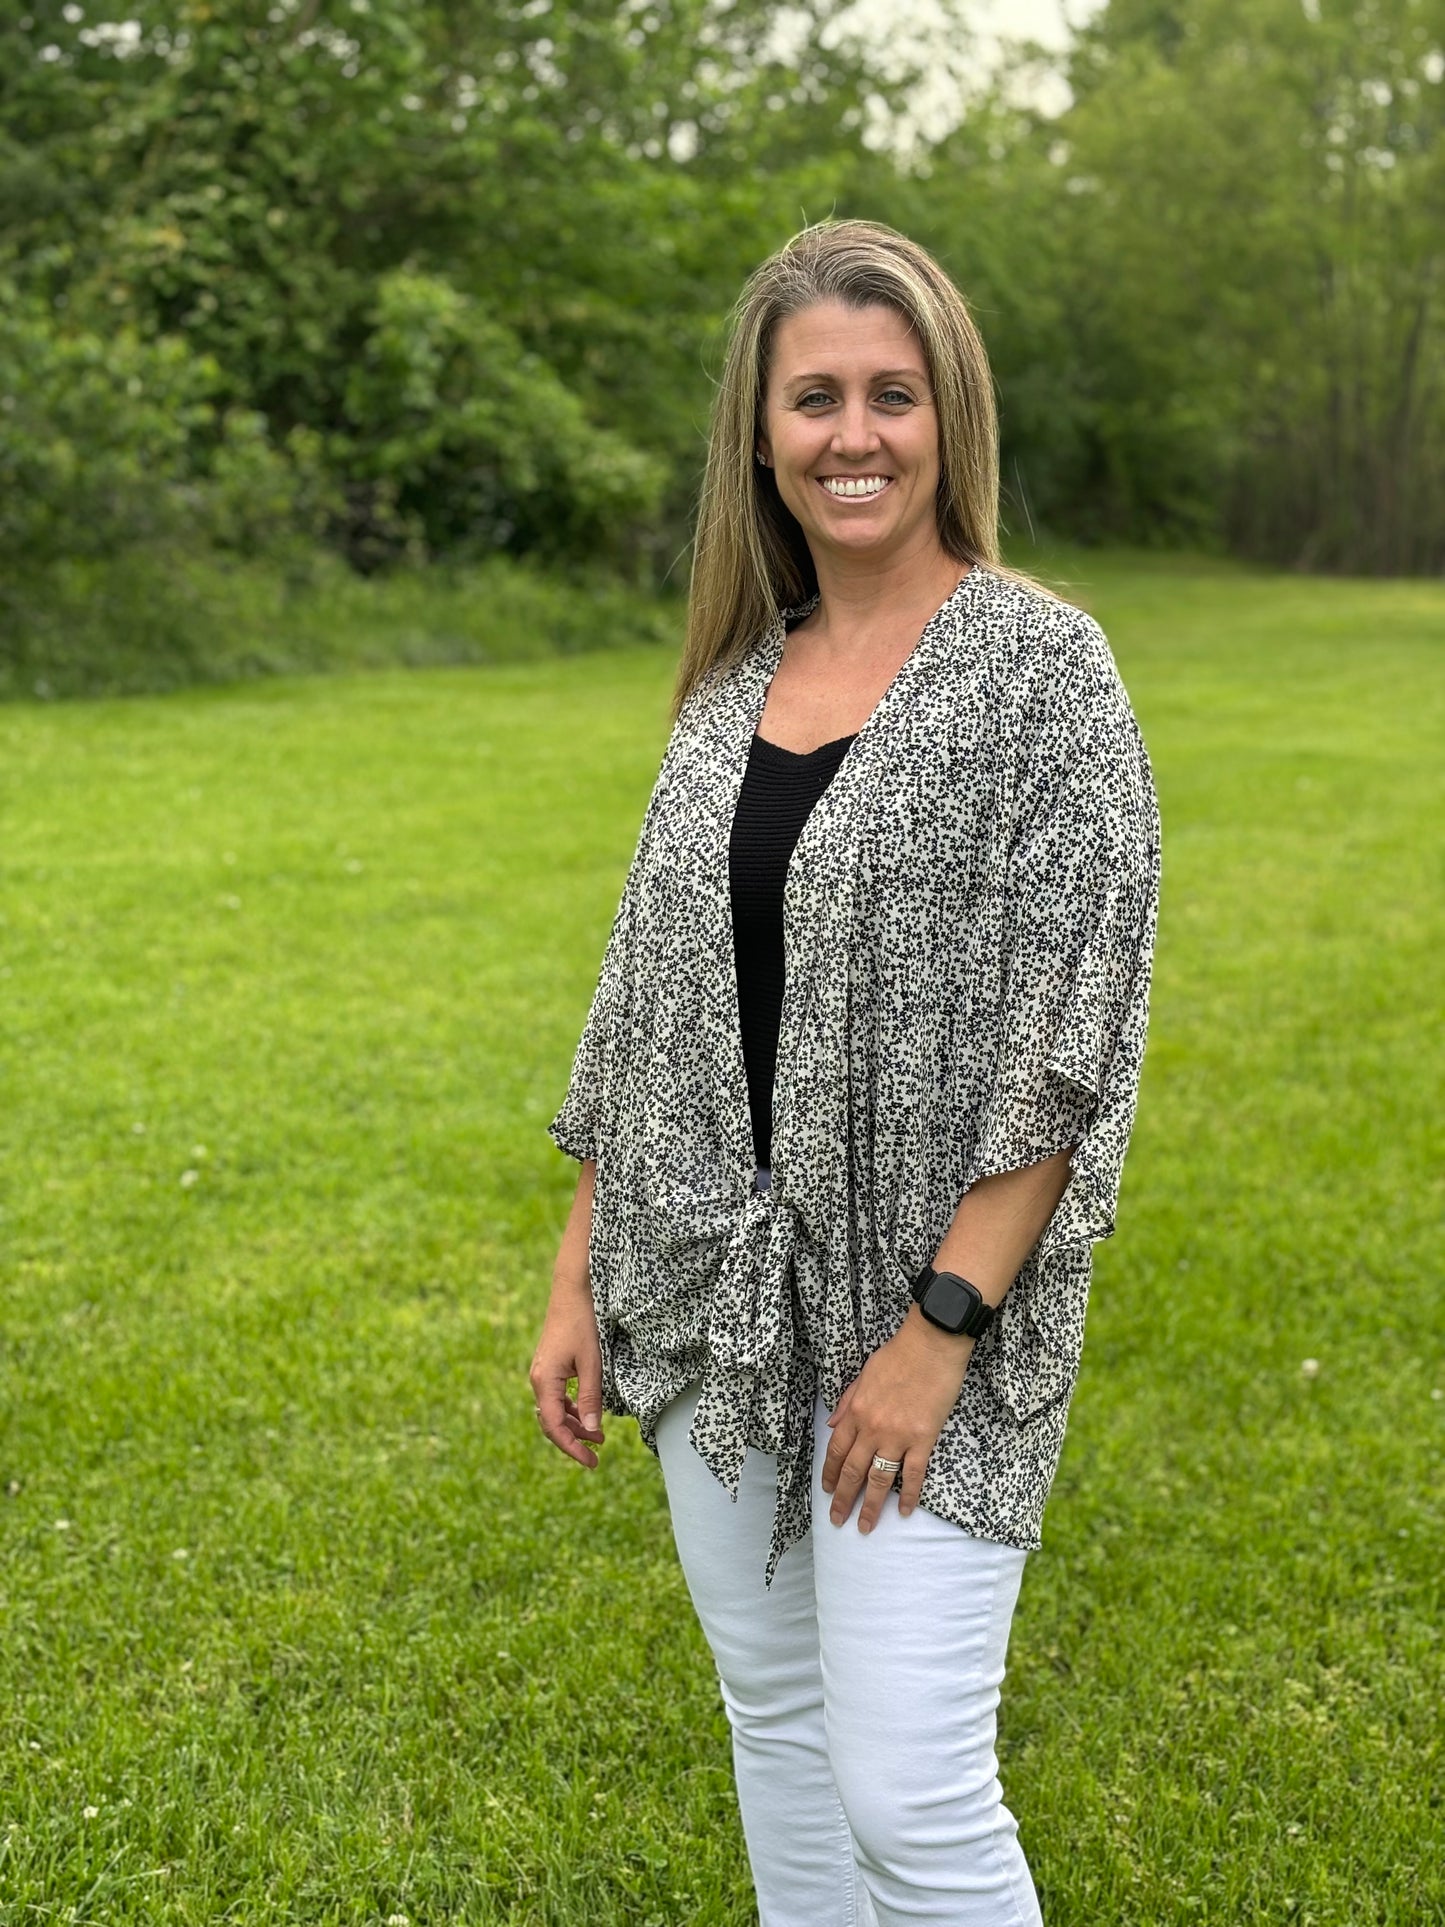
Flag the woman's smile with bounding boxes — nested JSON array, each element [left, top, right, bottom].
[[817, 474, 894, 500]]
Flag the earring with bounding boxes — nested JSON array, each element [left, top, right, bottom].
[[756, 451, 769, 467]]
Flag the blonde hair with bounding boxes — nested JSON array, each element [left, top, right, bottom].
[[673, 218, 1065, 725]]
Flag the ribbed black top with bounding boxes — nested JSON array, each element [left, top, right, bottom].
[[729, 726, 858, 1168]]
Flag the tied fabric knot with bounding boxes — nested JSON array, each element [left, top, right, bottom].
[[643, 1168, 820, 1587], [691, 1180, 800, 1491], [651, 1173, 811, 1545], [706, 1181, 799, 1381], [642, 1171, 802, 1409], [690, 1181, 817, 1591]]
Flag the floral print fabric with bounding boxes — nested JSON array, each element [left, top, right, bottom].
[[548, 565, 1163, 1588]]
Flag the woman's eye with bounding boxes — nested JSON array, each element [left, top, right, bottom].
[[794, 386, 915, 408]]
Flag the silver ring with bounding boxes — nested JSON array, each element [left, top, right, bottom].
[[872, 1454, 903, 1476]]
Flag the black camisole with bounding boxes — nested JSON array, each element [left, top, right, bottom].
[[728, 725, 858, 1169]]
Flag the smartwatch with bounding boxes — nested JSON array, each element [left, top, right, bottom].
[[910, 1262, 997, 1339]]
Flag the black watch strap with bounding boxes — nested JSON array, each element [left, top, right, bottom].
[[910, 1262, 997, 1339]]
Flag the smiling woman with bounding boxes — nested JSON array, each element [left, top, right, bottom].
[[748, 299, 973, 753], [532, 219, 1162, 1927]]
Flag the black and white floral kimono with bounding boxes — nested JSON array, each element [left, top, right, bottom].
[[549, 564, 1162, 1588]]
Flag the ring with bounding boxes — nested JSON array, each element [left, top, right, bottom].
[[872, 1454, 903, 1476]]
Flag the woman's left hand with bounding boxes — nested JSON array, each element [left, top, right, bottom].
[[821, 1308, 974, 1533]]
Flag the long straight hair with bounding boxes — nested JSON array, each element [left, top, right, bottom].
[[672, 219, 1064, 726]]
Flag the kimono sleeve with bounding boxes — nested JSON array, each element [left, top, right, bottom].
[[545, 874, 636, 1164], [966, 612, 1162, 1196], [545, 719, 685, 1164], [965, 613, 1162, 1423]]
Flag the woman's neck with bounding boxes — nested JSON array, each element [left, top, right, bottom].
[[803, 537, 971, 650]]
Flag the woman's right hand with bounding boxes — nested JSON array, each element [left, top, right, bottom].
[[530, 1277, 606, 1468], [531, 1158, 605, 1468]]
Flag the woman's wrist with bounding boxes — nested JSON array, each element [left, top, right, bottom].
[[550, 1263, 593, 1304], [899, 1303, 976, 1386]]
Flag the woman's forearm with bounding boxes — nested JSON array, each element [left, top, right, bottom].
[[936, 1146, 1076, 1298], [552, 1157, 597, 1297], [904, 1144, 1077, 1359]]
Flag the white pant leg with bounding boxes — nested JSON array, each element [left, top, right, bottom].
[[809, 1389, 1043, 1927], [655, 1379, 878, 1927]]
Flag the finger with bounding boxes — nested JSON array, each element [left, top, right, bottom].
[[560, 1395, 605, 1444], [897, 1450, 927, 1519], [531, 1368, 598, 1468], [574, 1360, 604, 1439], [856, 1451, 905, 1536], [827, 1437, 877, 1527], [819, 1408, 858, 1494], [826, 1381, 855, 1428]]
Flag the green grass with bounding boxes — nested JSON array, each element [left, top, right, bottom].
[[2, 544, 1441, 1923]]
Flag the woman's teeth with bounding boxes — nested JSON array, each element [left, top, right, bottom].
[[819, 476, 891, 498]]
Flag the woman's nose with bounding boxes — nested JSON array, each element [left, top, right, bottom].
[[831, 399, 879, 459]]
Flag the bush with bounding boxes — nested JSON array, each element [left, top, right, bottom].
[[331, 271, 667, 572], [0, 283, 333, 571]]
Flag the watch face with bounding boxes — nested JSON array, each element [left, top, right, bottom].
[[925, 1272, 979, 1332]]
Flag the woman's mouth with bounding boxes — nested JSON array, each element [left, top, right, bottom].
[[817, 475, 894, 500]]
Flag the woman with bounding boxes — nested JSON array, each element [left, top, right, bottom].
[[530, 219, 1161, 1926]]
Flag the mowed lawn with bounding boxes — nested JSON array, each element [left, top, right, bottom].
[[2, 547, 1441, 1925]]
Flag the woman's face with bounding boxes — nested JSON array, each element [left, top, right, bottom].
[[757, 299, 942, 566]]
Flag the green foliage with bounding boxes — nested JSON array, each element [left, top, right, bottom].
[[1, 0, 1440, 697], [0, 290, 212, 558], [0, 0, 900, 583], [890, 0, 1445, 568], [334, 270, 665, 571], [0, 280, 331, 573]]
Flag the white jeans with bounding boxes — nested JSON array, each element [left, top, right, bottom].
[[655, 1374, 1043, 1927]]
